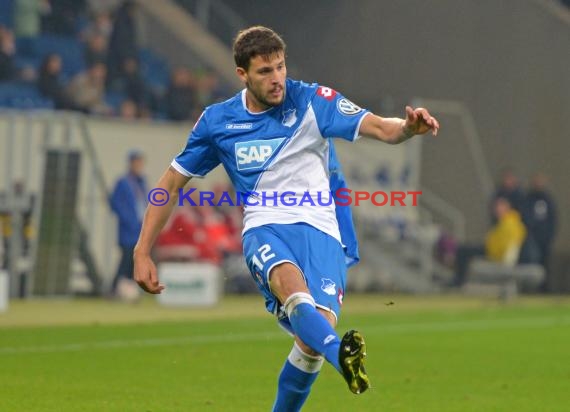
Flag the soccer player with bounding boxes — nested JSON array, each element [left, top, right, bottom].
[[133, 26, 439, 411]]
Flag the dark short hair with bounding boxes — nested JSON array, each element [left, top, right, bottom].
[[233, 26, 286, 70], [128, 149, 144, 162]]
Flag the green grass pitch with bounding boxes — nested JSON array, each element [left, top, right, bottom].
[[1, 295, 569, 411]]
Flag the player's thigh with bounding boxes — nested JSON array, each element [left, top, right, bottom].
[[302, 230, 347, 322], [269, 262, 309, 303], [242, 226, 307, 312]]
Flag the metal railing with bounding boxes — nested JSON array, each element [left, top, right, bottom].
[[177, 0, 247, 45], [0, 110, 112, 297], [413, 98, 495, 243]]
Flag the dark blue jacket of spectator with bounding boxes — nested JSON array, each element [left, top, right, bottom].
[[526, 189, 557, 263], [107, 1, 137, 85], [44, 0, 87, 35], [109, 173, 147, 247], [165, 84, 196, 121], [0, 50, 15, 81]]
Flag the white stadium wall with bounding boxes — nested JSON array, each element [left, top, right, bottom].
[[1, 113, 416, 286]]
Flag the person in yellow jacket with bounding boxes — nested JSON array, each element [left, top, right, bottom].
[[454, 197, 527, 286], [485, 197, 527, 265]]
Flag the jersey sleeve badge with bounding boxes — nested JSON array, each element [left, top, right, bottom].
[[317, 86, 337, 101]]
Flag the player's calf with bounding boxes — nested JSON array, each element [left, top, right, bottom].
[[272, 342, 324, 412], [283, 292, 343, 371]]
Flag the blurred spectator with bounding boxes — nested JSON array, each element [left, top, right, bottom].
[[196, 205, 241, 265], [490, 169, 527, 223], [0, 181, 35, 269], [155, 185, 242, 265], [37, 53, 77, 110], [155, 206, 201, 262], [454, 197, 526, 286], [119, 99, 138, 120], [526, 173, 557, 270], [110, 57, 148, 109], [66, 63, 112, 115], [13, 0, 50, 56], [106, 0, 138, 87], [87, 0, 121, 14], [0, 27, 16, 82], [211, 182, 243, 241], [197, 69, 228, 107], [84, 32, 107, 67], [0, 181, 35, 296], [43, 0, 87, 35], [435, 231, 458, 269], [81, 11, 113, 43], [109, 150, 147, 295], [164, 67, 197, 121], [485, 197, 527, 265]]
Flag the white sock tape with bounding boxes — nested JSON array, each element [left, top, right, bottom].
[[283, 292, 315, 319], [287, 342, 324, 374]]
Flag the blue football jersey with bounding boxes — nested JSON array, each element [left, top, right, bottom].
[[172, 78, 369, 267]]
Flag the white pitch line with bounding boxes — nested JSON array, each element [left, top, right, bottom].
[[1, 316, 569, 355], [368, 315, 570, 334], [0, 331, 287, 355]]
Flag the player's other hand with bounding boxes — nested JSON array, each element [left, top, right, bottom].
[[404, 106, 440, 136], [133, 252, 165, 294]]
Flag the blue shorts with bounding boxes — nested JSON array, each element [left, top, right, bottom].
[[242, 223, 347, 331]]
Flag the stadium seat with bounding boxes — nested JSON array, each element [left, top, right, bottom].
[[4, 31, 173, 117], [104, 90, 127, 113], [138, 48, 170, 91], [0, 82, 54, 109], [14, 55, 41, 71], [464, 258, 546, 299]]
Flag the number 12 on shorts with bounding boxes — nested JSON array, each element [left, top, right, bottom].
[[251, 244, 275, 270]]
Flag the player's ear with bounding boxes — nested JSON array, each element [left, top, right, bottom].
[[236, 67, 247, 83]]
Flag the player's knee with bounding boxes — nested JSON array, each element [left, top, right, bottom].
[[294, 338, 322, 358], [283, 292, 315, 317], [317, 308, 338, 328]]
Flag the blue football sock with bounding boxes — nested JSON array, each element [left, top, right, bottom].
[[272, 343, 323, 412], [284, 292, 341, 372]]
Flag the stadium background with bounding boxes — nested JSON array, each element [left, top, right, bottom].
[[0, 1, 569, 411]]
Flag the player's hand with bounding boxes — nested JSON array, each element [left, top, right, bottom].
[[404, 106, 440, 136], [133, 252, 165, 294]]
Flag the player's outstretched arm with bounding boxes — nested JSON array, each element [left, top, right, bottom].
[[359, 106, 440, 144], [133, 166, 191, 294]]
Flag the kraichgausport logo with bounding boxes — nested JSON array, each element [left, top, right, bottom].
[[234, 138, 285, 171]]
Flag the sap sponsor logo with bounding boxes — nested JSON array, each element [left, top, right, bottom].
[[282, 108, 297, 127], [226, 123, 253, 130], [235, 138, 285, 170], [317, 86, 336, 101], [337, 98, 363, 116], [321, 278, 336, 296]]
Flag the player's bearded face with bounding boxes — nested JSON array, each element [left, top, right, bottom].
[[241, 52, 286, 110]]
